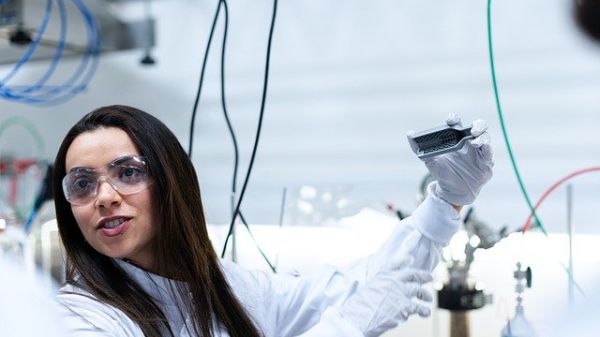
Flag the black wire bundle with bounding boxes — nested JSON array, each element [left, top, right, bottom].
[[188, 0, 279, 272]]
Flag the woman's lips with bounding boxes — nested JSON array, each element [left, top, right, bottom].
[[98, 218, 131, 237]]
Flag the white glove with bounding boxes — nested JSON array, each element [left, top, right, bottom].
[[339, 258, 433, 337], [407, 113, 494, 205]]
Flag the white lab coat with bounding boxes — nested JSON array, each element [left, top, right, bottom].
[[57, 185, 461, 337]]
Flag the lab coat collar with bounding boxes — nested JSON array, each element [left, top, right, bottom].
[[114, 259, 188, 308]]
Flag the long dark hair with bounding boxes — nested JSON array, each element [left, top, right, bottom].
[[53, 105, 263, 337], [574, 0, 600, 42]]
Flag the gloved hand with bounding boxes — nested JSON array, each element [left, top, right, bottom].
[[407, 113, 494, 205], [339, 258, 433, 337]]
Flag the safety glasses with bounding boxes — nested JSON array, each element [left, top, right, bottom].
[[62, 155, 151, 205]]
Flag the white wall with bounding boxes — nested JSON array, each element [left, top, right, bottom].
[[1, 0, 599, 235]]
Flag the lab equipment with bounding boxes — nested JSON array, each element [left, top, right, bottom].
[[437, 207, 507, 337], [407, 115, 493, 206], [437, 259, 491, 337], [0, 199, 34, 270], [463, 207, 509, 266], [487, 0, 548, 234], [284, 185, 370, 227], [0, 0, 21, 27], [0, 0, 101, 105], [407, 123, 473, 159], [501, 262, 537, 337], [0, 156, 44, 220]]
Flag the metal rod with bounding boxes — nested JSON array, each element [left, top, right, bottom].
[[230, 192, 237, 262], [278, 187, 287, 228], [274, 187, 287, 270], [566, 183, 574, 307]]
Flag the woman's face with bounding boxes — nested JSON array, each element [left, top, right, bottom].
[[65, 127, 158, 271]]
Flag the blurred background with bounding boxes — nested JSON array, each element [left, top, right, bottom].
[[1, 0, 599, 336]]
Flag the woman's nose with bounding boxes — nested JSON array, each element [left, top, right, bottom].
[[94, 177, 122, 208]]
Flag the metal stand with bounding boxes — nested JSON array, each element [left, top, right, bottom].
[[230, 192, 237, 263], [438, 261, 490, 337], [566, 184, 574, 307], [501, 262, 536, 337], [450, 312, 470, 337]]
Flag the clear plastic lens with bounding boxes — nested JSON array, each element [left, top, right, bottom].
[[71, 175, 96, 197], [115, 164, 145, 184], [62, 156, 150, 205]]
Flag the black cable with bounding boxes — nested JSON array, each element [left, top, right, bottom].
[[218, 0, 239, 193], [239, 212, 276, 272], [186, 0, 275, 268], [221, 0, 278, 258], [217, 0, 276, 271], [188, 1, 223, 158]]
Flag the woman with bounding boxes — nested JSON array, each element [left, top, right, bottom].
[[53, 105, 493, 337]]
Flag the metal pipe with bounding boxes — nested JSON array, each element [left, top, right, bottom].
[[566, 184, 574, 307]]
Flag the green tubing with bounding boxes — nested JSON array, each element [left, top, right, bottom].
[[487, 0, 547, 235], [0, 116, 45, 157]]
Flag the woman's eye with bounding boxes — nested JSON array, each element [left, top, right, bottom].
[[118, 166, 145, 183], [123, 167, 136, 176], [75, 179, 90, 188], [72, 178, 93, 195]]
